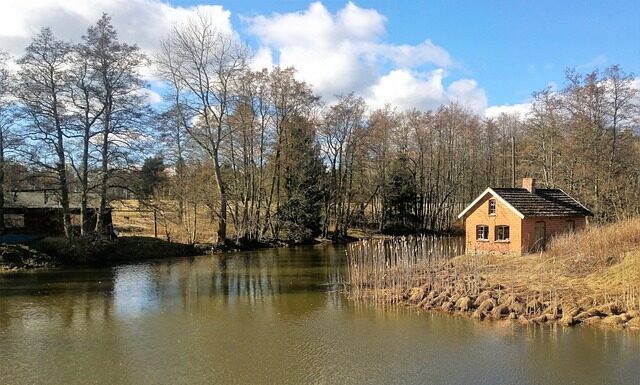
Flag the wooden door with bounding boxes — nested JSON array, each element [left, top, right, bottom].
[[534, 221, 546, 250]]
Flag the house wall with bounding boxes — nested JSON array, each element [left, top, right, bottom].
[[3, 208, 113, 236], [464, 195, 523, 254], [521, 216, 586, 252]]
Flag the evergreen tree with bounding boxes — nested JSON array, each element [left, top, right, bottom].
[[277, 116, 326, 242], [384, 154, 417, 232]]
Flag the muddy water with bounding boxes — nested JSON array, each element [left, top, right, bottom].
[[0, 245, 638, 385]]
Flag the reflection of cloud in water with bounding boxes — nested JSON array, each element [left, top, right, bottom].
[[113, 264, 160, 317]]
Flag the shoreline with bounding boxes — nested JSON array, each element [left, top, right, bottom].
[[398, 281, 640, 331], [0, 234, 359, 272], [346, 219, 640, 331], [346, 269, 640, 331]]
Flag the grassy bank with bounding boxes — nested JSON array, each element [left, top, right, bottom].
[[347, 218, 640, 330], [28, 236, 199, 266], [2, 234, 301, 271]]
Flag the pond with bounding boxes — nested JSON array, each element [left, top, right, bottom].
[[1, 245, 638, 385]]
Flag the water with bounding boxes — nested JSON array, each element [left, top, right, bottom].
[[0, 245, 638, 385]]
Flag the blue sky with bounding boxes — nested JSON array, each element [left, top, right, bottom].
[[172, 0, 640, 106], [0, 1, 638, 115]]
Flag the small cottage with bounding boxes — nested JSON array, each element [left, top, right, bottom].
[[2, 190, 113, 237], [457, 178, 593, 254]]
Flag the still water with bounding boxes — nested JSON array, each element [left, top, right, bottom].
[[1, 245, 638, 385]]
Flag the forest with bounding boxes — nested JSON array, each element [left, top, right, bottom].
[[0, 13, 638, 244]]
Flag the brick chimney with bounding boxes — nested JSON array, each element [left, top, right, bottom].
[[522, 178, 536, 193]]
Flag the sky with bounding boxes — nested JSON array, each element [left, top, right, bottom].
[[0, 0, 638, 117]]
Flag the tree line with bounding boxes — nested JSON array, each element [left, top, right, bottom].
[[0, 13, 638, 244]]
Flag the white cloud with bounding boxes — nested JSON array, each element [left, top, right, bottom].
[[0, 0, 232, 57], [485, 103, 532, 119], [0, 1, 490, 115], [447, 79, 488, 115], [245, 1, 484, 112], [366, 69, 446, 111], [365, 69, 487, 115], [249, 46, 274, 71], [247, 2, 383, 99], [380, 40, 452, 69]]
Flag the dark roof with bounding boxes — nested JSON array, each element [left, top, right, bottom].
[[492, 188, 593, 217]]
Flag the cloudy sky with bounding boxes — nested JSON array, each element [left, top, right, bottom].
[[0, 0, 638, 117]]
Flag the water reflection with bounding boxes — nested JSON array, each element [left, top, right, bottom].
[[0, 244, 638, 385]]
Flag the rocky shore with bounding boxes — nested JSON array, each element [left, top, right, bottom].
[[347, 219, 640, 331], [402, 281, 640, 330]]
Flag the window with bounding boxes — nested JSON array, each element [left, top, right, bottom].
[[495, 225, 510, 241], [476, 225, 489, 240], [565, 220, 575, 232], [4, 214, 25, 229], [488, 199, 496, 215]]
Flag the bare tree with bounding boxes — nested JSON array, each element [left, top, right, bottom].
[[0, 50, 21, 233], [15, 28, 74, 237], [68, 42, 104, 235], [320, 93, 366, 238], [83, 14, 148, 232], [157, 12, 247, 244]]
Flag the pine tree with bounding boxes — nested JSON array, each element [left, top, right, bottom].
[[277, 116, 327, 242]]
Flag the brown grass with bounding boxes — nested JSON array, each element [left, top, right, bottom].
[[111, 200, 220, 243], [347, 218, 640, 312], [465, 218, 640, 307], [546, 217, 640, 274]]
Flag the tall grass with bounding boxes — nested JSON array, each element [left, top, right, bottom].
[[347, 219, 640, 315], [347, 235, 466, 304], [547, 217, 640, 272]]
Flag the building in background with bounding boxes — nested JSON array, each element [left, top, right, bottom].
[[458, 178, 593, 254]]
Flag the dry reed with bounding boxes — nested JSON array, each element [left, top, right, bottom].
[[346, 220, 640, 326]]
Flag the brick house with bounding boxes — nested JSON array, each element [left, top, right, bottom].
[[457, 178, 593, 255]]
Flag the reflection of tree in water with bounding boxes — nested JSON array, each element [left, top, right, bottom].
[[203, 246, 349, 316], [0, 245, 348, 329], [0, 269, 116, 330]]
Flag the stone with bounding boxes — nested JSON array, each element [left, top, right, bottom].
[[526, 299, 542, 313], [471, 309, 485, 320], [625, 317, 640, 330], [441, 300, 454, 312], [455, 296, 473, 312], [509, 302, 525, 315], [575, 308, 606, 321], [561, 302, 581, 317], [559, 315, 575, 327], [581, 316, 603, 326], [532, 314, 548, 323], [477, 298, 495, 313], [498, 294, 515, 306], [474, 292, 492, 307], [602, 315, 626, 328], [595, 303, 621, 316], [408, 287, 426, 303], [491, 304, 510, 319]]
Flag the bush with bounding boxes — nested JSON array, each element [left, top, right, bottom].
[[33, 235, 115, 264]]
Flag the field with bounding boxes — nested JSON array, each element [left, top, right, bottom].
[[111, 200, 220, 243]]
